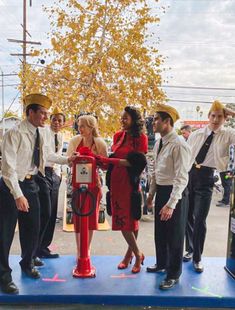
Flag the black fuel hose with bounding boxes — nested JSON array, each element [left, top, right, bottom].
[[71, 188, 96, 217]]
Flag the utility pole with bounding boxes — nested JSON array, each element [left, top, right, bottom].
[[0, 67, 4, 135], [8, 1, 41, 114], [23, 0, 27, 98]]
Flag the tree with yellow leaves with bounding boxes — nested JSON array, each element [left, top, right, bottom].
[[19, 0, 166, 134]]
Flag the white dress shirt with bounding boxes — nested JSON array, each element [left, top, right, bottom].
[[187, 125, 235, 172], [44, 126, 63, 176], [1, 119, 68, 199], [149, 130, 191, 209]]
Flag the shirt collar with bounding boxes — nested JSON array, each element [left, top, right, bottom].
[[17, 119, 37, 135], [206, 124, 223, 135], [161, 129, 176, 144]]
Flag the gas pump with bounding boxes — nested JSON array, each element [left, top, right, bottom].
[[225, 144, 235, 279], [71, 154, 97, 278]]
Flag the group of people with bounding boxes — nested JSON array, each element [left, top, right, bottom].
[[146, 100, 235, 289], [0, 93, 234, 295]]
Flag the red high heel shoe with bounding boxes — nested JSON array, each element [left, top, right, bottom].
[[132, 254, 145, 274], [117, 255, 133, 270]]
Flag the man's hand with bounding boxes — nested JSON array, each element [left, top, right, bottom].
[[146, 194, 154, 211], [68, 152, 79, 166], [15, 196, 29, 212], [159, 204, 174, 221], [224, 107, 235, 117]]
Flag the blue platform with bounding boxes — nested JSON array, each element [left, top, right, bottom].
[[0, 255, 235, 308]]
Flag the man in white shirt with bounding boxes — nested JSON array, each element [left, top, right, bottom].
[[183, 100, 235, 273], [36, 107, 65, 261], [0, 94, 76, 294], [146, 104, 191, 290], [180, 125, 192, 141]]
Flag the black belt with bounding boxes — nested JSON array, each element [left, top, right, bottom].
[[24, 174, 36, 181], [193, 164, 215, 172]]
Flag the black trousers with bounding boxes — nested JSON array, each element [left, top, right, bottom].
[[185, 169, 194, 253], [186, 166, 214, 263], [154, 185, 188, 280], [220, 171, 232, 205], [36, 168, 61, 254], [0, 178, 40, 284]]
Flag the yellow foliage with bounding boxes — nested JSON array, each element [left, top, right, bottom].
[[18, 0, 167, 136]]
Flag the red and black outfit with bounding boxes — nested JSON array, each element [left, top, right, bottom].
[[110, 131, 148, 231]]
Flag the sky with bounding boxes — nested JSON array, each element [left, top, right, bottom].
[[0, 0, 235, 121]]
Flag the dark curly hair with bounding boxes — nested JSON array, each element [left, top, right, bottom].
[[124, 106, 145, 137]]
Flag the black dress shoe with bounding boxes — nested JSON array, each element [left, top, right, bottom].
[[33, 257, 44, 267], [38, 249, 59, 259], [146, 264, 166, 273], [183, 252, 193, 262], [159, 278, 179, 290], [193, 261, 204, 273], [40, 252, 59, 259], [0, 281, 19, 294], [21, 267, 40, 279]]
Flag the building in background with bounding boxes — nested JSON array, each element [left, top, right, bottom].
[[0, 116, 21, 140]]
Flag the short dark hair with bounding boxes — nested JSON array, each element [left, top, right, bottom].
[[50, 113, 66, 123], [124, 106, 145, 137], [25, 104, 41, 116], [157, 111, 174, 127], [180, 125, 192, 132]]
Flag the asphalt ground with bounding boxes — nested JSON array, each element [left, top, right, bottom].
[[10, 178, 229, 258]]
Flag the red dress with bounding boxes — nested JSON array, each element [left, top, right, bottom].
[[73, 141, 101, 233], [110, 131, 148, 231]]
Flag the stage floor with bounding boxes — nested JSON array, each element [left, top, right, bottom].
[[0, 256, 235, 308]]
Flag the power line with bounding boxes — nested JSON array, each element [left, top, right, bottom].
[[162, 85, 235, 91], [0, 91, 20, 122], [168, 98, 234, 105], [165, 91, 235, 98], [0, 84, 19, 88]]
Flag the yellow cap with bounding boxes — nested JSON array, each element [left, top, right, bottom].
[[209, 100, 225, 113], [51, 106, 64, 116], [156, 103, 180, 123], [23, 93, 52, 110]]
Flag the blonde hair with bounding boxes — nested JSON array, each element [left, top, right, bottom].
[[78, 115, 99, 137]]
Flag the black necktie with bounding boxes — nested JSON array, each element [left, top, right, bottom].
[[157, 138, 163, 155], [195, 131, 214, 164], [55, 133, 59, 152], [33, 128, 40, 168]]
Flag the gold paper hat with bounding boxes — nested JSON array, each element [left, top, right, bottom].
[[209, 100, 225, 113], [156, 103, 180, 123], [23, 93, 52, 110], [51, 106, 64, 115]]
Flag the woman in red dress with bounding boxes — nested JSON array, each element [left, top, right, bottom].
[[110, 106, 148, 273], [67, 115, 108, 259]]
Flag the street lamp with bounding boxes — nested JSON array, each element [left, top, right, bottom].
[[196, 105, 200, 120]]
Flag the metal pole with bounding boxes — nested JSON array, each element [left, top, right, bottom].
[[0, 68, 5, 135], [22, 0, 27, 112], [23, 0, 27, 70]]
